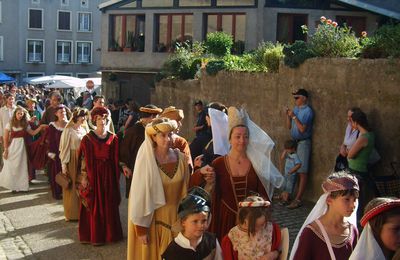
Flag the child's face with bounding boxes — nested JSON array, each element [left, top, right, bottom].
[[16, 110, 25, 121], [380, 215, 400, 252], [327, 194, 357, 217], [181, 212, 208, 240], [244, 215, 266, 233]]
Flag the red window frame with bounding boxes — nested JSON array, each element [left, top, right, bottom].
[[205, 13, 246, 42]]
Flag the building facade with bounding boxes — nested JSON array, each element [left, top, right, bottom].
[[99, 0, 380, 103], [0, 0, 104, 83]]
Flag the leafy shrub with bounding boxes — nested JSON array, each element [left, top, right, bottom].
[[262, 43, 284, 72], [306, 17, 361, 58], [224, 54, 259, 72], [360, 24, 400, 58], [232, 40, 245, 55], [161, 42, 198, 80], [283, 41, 315, 68], [205, 60, 226, 75], [205, 32, 233, 57]]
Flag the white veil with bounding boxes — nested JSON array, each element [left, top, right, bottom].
[[349, 223, 385, 260], [209, 107, 284, 200], [128, 131, 166, 227]]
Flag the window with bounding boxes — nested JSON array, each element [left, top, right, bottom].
[[205, 13, 246, 54], [27, 39, 44, 63], [276, 13, 307, 44], [216, 0, 255, 6], [179, 0, 211, 6], [155, 14, 193, 52], [142, 0, 173, 7], [0, 36, 3, 61], [29, 9, 43, 29], [55, 72, 72, 76], [336, 16, 366, 36], [76, 41, 92, 63], [77, 73, 90, 78], [78, 12, 92, 32], [81, 0, 88, 8], [58, 11, 71, 30], [110, 15, 145, 52], [31, 0, 40, 4], [56, 40, 72, 63], [61, 0, 69, 6], [265, 0, 318, 8], [27, 72, 44, 77]]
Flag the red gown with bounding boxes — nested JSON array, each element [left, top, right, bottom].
[[78, 131, 123, 244], [47, 124, 63, 200], [190, 156, 269, 241]]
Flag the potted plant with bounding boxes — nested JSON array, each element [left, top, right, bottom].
[[109, 38, 121, 52], [124, 31, 135, 52]]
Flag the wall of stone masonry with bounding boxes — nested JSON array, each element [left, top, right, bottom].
[[152, 58, 400, 201]]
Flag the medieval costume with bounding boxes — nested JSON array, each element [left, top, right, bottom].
[[59, 109, 89, 221], [290, 174, 359, 260], [77, 107, 123, 244], [127, 119, 190, 260], [47, 122, 65, 200], [190, 107, 283, 241], [162, 187, 222, 260]]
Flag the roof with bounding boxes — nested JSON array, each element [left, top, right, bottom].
[[98, 0, 123, 10], [338, 0, 400, 20]]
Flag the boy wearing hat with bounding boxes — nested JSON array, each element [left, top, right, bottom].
[[162, 187, 222, 260]]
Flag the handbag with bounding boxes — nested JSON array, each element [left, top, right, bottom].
[[55, 172, 71, 189]]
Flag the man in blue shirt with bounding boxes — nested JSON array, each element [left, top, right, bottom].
[[285, 88, 314, 209]]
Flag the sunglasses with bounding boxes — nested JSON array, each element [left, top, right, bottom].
[[294, 96, 300, 100]]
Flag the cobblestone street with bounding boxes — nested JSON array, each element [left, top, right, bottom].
[[0, 171, 312, 259]]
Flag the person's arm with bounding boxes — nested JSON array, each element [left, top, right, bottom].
[[289, 163, 301, 174], [124, 114, 133, 129], [347, 136, 368, 159], [58, 128, 71, 174], [26, 124, 47, 136], [2, 127, 10, 159], [286, 110, 292, 130]]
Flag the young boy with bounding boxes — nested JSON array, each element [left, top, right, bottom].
[[279, 140, 302, 205], [162, 187, 222, 260], [290, 171, 360, 260]]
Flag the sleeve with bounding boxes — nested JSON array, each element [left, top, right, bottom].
[[221, 235, 238, 260], [257, 176, 270, 201], [189, 168, 205, 188], [48, 126, 57, 153], [77, 137, 88, 183], [301, 107, 314, 126], [271, 223, 282, 251], [293, 153, 302, 165], [59, 128, 71, 173], [4, 123, 11, 132], [293, 227, 314, 260]]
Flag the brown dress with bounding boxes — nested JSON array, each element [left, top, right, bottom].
[[59, 126, 87, 220], [190, 155, 269, 241], [127, 152, 189, 260]]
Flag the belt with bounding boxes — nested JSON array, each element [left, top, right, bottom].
[[295, 138, 310, 142]]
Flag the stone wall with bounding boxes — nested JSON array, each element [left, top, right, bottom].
[[151, 58, 400, 202]]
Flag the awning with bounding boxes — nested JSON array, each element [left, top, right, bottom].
[[338, 0, 400, 20], [0, 72, 16, 83]]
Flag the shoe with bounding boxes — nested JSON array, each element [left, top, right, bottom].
[[279, 200, 289, 206], [287, 199, 302, 209]]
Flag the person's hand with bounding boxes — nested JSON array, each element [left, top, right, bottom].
[[40, 124, 49, 130], [258, 250, 279, 260], [122, 166, 133, 178], [200, 165, 215, 184], [2, 149, 8, 160], [339, 145, 347, 157], [48, 152, 56, 160], [194, 154, 204, 168], [287, 109, 295, 118], [138, 234, 149, 245], [29, 116, 37, 123], [62, 170, 68, 176]]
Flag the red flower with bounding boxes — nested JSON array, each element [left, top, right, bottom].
[[361, 31, 367, 37], [327, 19, 332, 25], [332, 22, 338, 27], [320, 16, 327, 23]]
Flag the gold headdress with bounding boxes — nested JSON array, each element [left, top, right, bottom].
[[227, 106, 248, 136]]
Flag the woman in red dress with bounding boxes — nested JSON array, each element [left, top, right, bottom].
[[78, 107, 123, 245]]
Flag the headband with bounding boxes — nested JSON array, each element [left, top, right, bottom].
[[360, 199, 400, 227], [321, 176, 359, 193], [238, 196, 271, 208]]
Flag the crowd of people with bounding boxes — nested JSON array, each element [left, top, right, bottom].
[[0, 82, 398, 260]]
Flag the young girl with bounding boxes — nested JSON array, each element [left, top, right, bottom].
[[350, 197, 400, 260], [162, 187, 222, 260], [290, 171, 359, 260], [221, 195, 281, 260], [0, 106, 47, 192]]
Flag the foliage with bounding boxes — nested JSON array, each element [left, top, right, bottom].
[[161, 42, 201, 80], [262, 43, 284, 72], [283, 41, 315, 68], [204, 32, 233, 57], [224, 54, 259, 72], [360, 24, 400, 58], [306, 17, 361, 58], [232, 40, 245, 55], [205, 60, 226, 75]]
